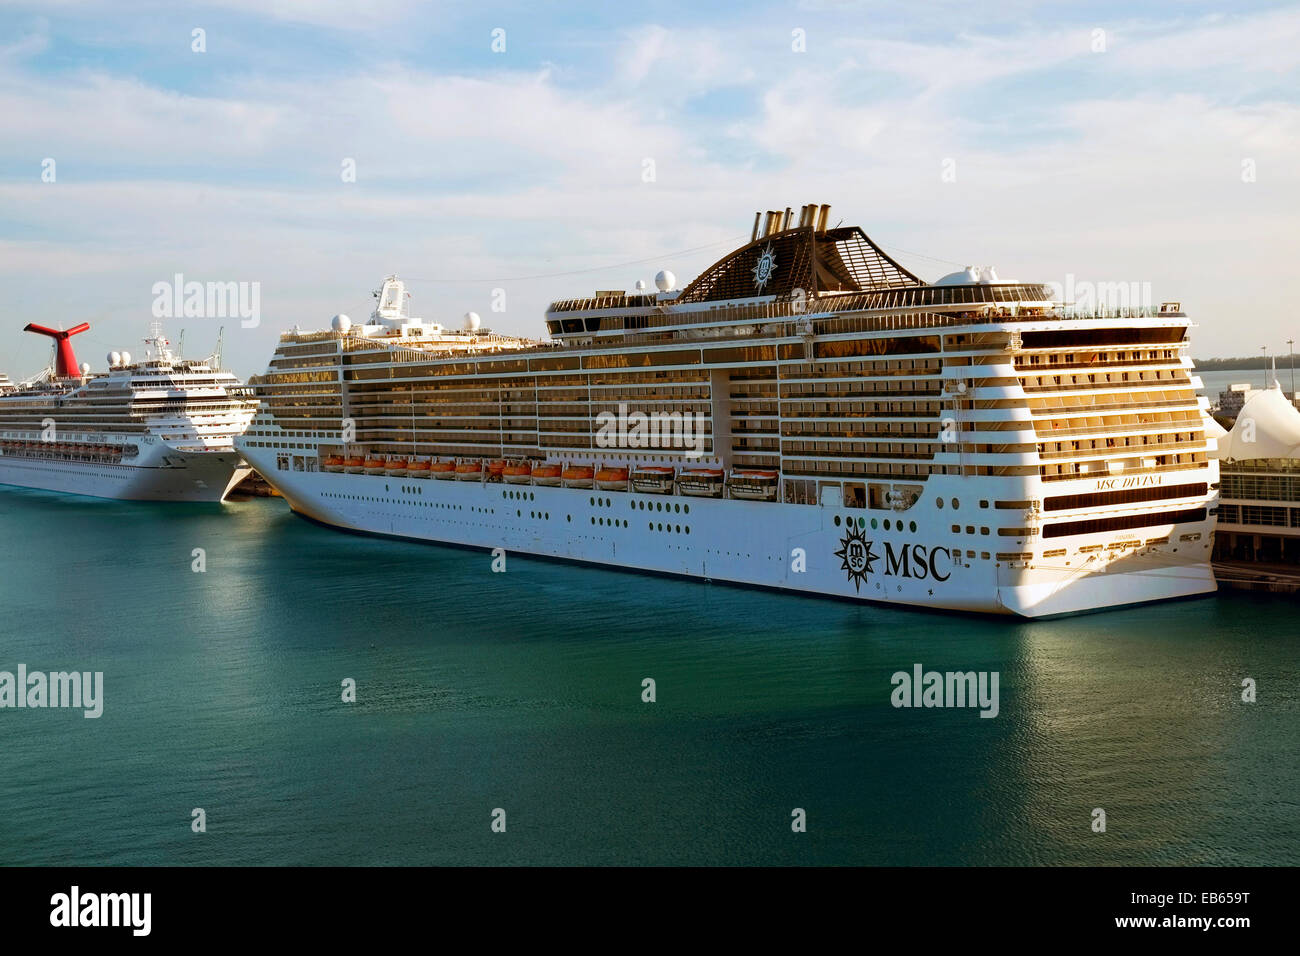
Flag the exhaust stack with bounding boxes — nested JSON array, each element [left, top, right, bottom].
[[24, 322, 90, 378]]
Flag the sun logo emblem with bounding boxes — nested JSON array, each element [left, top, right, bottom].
[[834, 523, 879, 592], [752, 242, 778, 291]]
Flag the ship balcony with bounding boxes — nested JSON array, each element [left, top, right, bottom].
[[932, 450, 1040, 466], [1036, 438, 1212, 462], [1028, 395, 1202, 416]]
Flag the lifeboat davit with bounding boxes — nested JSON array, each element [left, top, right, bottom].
[[431, 460, 457, 479], [323, 454, 345, 473], [407, 457, 431, 477], [532, 463, 562, 486], [631, 465, 675, 495], [385, 456, 409, 476], [363, 455, 387, 475], [343, 455, 365, 473], [678, 467, 725, 498], [595, 466, 629, 490], [455, 460, 483, 480], [503, 462, 533, 484], [562, 464, 594, 488], [727, 468, 779, 501]]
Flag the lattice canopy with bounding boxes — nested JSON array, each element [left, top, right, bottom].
[[677, 225, 922, 304]]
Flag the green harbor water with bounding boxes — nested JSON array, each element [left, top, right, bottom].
[[0, 489, 1296, 865]]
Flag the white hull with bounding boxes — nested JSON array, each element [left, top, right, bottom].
[[0, 436, 250, 502], [243, 455, 1217, 618]]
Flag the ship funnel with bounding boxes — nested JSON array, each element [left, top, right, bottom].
[[816, 204, 831, 231], [751, 211, 761, 242], [24, 322, 90, 378], [782, 206, 792, 230]]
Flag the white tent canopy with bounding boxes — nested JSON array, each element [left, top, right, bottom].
[[1214, 384, 1300, 461]]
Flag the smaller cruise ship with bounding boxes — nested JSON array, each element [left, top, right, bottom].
[[0, 322, 257, 501]]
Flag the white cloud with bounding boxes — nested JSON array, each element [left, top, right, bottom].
[[1, 4, 1299, 369]]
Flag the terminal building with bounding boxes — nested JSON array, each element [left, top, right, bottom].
[[1211, 382, 1300, 564]]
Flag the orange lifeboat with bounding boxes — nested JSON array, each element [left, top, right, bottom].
[[406, 457, 431, 477], [364, 455, 387, 475], [631, 465, 675, 494], [503, 462, 533, 484], [323, 454, 345, 473], [455, 460, 483, 480], [385, 456, 409, 476], [595, 466, 629, 490], [430, 460, 457, 479], [678, 467, 725, 498], [343, 455, 365, 474], [486, 460, 506, 481], [727, 468, 779, 501], [562, 464, 594, 488], [532, 463, 562, 486]]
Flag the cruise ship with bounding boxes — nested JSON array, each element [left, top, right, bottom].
[[0, 322, 257, 501], [239, 205, 1219, 616]]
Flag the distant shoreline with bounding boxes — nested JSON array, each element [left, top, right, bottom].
[[1195, 358, 1298, 371]]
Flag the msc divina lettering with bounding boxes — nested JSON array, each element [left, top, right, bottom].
[[237, 204, 1220, 617]]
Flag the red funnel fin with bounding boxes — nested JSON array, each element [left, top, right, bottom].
[[24, 322, 90, 378]]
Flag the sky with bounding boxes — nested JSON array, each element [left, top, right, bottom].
[[1, 0, 1298, 378]]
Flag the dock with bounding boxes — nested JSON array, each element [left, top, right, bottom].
[[1213, 560, 1300, 594]]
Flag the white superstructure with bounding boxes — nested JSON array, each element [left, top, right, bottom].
[[239, 209, 1220, 617], [0, 324, 256, 501]]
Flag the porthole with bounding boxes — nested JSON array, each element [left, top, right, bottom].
[[909, 521, 917, 532], [870, 518, 878, 529], [951, 498, 959, 509], [834, 515, 842, 526]]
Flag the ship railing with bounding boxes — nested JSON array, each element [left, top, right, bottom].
[[277, 303, 1177, 360]]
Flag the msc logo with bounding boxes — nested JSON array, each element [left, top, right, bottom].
[[836, 527, 953, 591], [835, 525, 879, 592]]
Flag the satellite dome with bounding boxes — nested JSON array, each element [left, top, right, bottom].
[[934, 266, 982, 286], [108, 351, 122, 367], [331, 314, 352, 333], [80, 362, 90, 376], [464, 311, 481, 332], [635, 279, 647, 291], [655, 270, 676, 292], [119, 351, 131, 366]]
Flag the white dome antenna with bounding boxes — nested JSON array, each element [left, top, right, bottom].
[[635, 279, 647, 291], [655, 269, 676, 292], [464, 311, 481, 332], [108, 351, 121, 367], [119, 351, 131, 366], [331, 314, 352, 333]]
